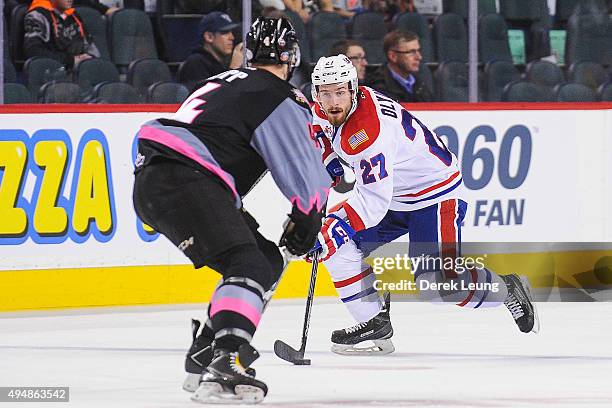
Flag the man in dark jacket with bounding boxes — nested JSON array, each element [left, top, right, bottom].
[[329, 39, 368, 84], [23, 0, 100, 69], [6, 0, 117, 23], [367, 30, 433, 103], [179, 11, 242, 92]]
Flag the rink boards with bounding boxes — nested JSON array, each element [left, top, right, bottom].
[[0, 103, 611, 311]]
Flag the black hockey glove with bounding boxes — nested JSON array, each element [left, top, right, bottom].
[[279, 203, 324, 256]]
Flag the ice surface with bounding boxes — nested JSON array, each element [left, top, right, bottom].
[[1, 299, 611, 407]]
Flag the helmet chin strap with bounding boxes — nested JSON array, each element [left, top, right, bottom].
[[346, 89, 358, 120]]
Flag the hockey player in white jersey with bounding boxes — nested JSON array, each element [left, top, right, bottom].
[[310, 55, 540, 355]]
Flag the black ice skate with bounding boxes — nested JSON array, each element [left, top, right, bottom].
[[191, 344, 267, 405], [183, 319, 214, 392], [502, 274, 540, 334], [183, 319, 255, 393], [331, 292, 394, 355]]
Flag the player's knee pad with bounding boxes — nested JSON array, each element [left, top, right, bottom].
[[210, 244, 273, 290], [255, 236, 284, 289]]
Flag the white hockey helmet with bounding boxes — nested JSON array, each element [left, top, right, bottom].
[[311, 54, 359, 119]]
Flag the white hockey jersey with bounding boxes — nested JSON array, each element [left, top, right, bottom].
[[312, 86, 463, 232]]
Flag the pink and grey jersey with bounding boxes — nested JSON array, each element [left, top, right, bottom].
[[312, 86, 463, 231], [136, 68, 329, 215]]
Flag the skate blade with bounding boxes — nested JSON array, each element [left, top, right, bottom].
[[331, 339, 395, 356], [519, 275, 541, 334], [191, 382, 264, 405], [182, 373, 200, 393]]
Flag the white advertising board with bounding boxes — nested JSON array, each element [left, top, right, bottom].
[[0, 107, 610, 271]]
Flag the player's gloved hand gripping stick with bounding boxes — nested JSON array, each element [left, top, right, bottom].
[[313, 214, 356, 262], [273, 249, 321, 365], [279, 205, 324, 256], [274, 213, 355, 364]]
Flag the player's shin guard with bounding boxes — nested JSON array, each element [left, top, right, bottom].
[[209, 277, 265, 351], [331, 266, 384, 322]]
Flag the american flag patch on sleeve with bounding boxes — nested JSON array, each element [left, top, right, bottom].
[[348, 129, 369, 149]]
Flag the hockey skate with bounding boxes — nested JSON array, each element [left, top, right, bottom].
[[192, 344, 267, 405], [502, 274, 540, 334], [183, 319, 256, 392], [183, 319, 214, 392], [331, 292, 395, 356]]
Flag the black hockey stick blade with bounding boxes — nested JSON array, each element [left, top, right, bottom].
[[274, 340, 311, 365]]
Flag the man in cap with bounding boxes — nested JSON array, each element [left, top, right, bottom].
[[179, 11, 243, 92]]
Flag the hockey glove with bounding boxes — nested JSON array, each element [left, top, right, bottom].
[[325, 156, 344, 188], [317, 130, 344, 188], [312, 214, 356, 262], [279, 204, 324, 256]]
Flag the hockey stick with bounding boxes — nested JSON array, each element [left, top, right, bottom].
[[274, 250, 320, 365], [261, 247, 295, 309], [191, 247, 294, 346]]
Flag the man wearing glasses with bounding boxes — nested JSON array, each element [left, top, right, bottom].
[[368, 30, 433, 102], [329, 39, 369, 84]]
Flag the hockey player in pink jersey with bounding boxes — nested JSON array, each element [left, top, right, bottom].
[[310, 55, 540, 355]]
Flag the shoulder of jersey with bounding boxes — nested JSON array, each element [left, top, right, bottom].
[[251, 68, 310, 110], [241, 69, 309, 110], [339, 86, 381, 156], [288, 87, 312, 110]]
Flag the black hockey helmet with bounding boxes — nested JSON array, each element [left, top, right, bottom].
[[245, 17, 301, 73]]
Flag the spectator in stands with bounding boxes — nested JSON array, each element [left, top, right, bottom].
[[6, 0, 119, 17], [23, 0, 100, 70], [180, 12, 243, 92], [329, 39, 368, 84], [366, 0, 400, 24], [283, 0, 311, 22], [336, 0, 363, 18], [367, 30, 433, 102], [320, 0, 362, 18], [318, 0, 334, 12]]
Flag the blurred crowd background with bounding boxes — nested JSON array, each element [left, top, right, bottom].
[[2, 0, 611, 104]]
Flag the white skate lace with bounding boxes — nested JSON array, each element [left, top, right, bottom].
[[229, 353, 253, 377], [345, 321, 368, 334], [505, 294, 524, 319]]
